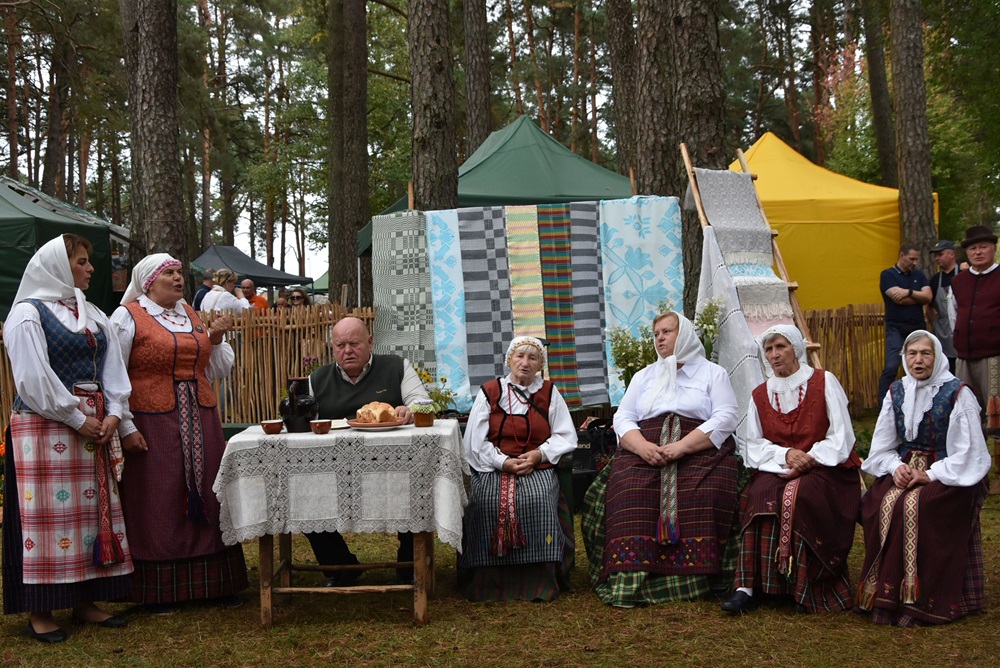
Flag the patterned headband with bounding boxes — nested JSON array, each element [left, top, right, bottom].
[[143, 259, 182, 291]]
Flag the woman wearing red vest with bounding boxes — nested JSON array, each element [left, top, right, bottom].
[[458, 336, 577, 601], [723, 325, 862, 615], [109, 254, 248, 613]]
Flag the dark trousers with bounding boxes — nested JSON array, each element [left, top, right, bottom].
[[305, 531, 413, 573]]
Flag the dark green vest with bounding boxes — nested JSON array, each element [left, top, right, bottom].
[[310, 354, 405, 419]]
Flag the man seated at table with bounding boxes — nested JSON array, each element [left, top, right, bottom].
[[306, 316, 431, 585]]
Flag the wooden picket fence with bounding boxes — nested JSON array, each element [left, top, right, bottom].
[[0, 302, 889, 433], [804, 303, 886, 414], [0, 304, 375, 434]]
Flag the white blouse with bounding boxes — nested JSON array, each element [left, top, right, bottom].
[[463, 375, 577, 473], [613, 358, 738, 448], [863, 386, 992, 487], [110, 295, 234, 436], [743, 367, 856, 474], [200, 286, 250, 314], [4, 299, 131, 430]]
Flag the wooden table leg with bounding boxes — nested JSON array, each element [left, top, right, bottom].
[[279, 532, 292, 602], [428, 535, 436, 599], [412, 531, 429, 625], [259, 534, 273, 628]]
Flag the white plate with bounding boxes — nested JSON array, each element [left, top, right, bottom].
[[347, 418, 408, 431]]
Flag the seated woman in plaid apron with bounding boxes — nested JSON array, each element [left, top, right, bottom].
[[856, 330, 990, 627], [109, 254, 248, 613], [3, 234, 134, 643], [458, 336, 577, 601], [722, 325, 862, 615], [582, 311, 739, 608]]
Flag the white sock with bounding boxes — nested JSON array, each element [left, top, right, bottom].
[[737, 587, 753, 596]]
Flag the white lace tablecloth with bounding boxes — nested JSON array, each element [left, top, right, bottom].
[[213, 420, 470, 550]]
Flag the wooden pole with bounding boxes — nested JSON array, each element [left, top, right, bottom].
[[679, 143, 711, 230], [735, 149, 824, 371]]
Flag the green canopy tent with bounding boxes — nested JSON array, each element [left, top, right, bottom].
[[0, 179, 117, 320], [356, 116, 634, 255]]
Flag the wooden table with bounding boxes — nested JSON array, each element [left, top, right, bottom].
[[214, 420, 469, 627]]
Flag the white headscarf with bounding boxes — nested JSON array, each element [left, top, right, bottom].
[[121, 253, 182, 305], [898, 330, 953, 441], [505, 336, 547, 371], [13, 235, 102, 333], [640, 311, 705, 415], [759, 324, 814, 409]]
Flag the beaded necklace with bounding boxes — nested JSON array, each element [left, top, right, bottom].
[[506, 383, 532, 447], [157, 306, 189, 328], [58, 299, 97, 349]]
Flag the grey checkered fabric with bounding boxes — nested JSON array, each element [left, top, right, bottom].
[[458, 207, 513, 391], [570, 202, 609, 406], [370, 211, 436, 374]]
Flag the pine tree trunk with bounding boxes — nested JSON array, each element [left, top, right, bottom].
[[890, 0, 935, 255], [6, 8, 19, 179], [327, 0, 346, 297], [523, 0, 548, 132], [503, 0, 524, 115], [119, 0, 187, 265], [464, 0, 491, 155], [409, 0, 457, 211], [668, 0, 727, 315], [606, 0, 638, 176], [41, 37, 69, 197], [343, 0, 369, 307], [634, 0, 670, 197], [862, 0, 897, 187]]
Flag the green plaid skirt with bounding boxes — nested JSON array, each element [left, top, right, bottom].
[[581, 464, 738, 606]]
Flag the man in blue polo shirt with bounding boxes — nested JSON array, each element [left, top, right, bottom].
[[877, 243, 932, 406]]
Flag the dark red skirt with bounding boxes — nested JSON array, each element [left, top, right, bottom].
[[601, 414, 738, 579], [859, 470, 987, 626]]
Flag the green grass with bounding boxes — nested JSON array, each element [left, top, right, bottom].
[[2, 416, 998, 667]]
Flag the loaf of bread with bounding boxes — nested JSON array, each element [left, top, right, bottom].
[[355, 401, 397, 423]]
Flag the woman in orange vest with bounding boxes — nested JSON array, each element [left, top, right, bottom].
[[109, 254, 247, 614]]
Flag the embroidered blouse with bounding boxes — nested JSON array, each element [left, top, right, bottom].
[[463, 375, 576, 473], [744, 367, 855, 474], [5, 298, 131, 430]]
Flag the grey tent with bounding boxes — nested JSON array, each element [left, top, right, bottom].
[[192, 245, 311, 288]]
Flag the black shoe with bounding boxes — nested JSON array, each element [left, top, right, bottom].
[[792, 603, 809, 615], [217, 595, 244, 609], [721, 590, 759, 614], [26, 621, 67, 643], [323, 568, 361, 588], [72, 613, 128, 628]]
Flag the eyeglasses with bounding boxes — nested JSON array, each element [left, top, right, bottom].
[[290, 295, 304, 301]]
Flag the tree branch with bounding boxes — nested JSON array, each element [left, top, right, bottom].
[[368, 0, 406, 20], [368, 65, 409, 85]]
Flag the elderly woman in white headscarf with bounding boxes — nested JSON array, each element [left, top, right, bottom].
[[722, 324, 862, 616], [457, 336, 577, 601], [3, 234, 132, 642], [857, 330, 991, 627], [581, 311, 739, 608], [109, 254, 248, 613]]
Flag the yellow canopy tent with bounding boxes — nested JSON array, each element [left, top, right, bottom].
[[730, 132, 937, 310]]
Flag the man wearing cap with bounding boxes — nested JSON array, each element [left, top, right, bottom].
[[878, 243, 932, 407], [949, 225, 1000, 447], [193, 267, 214, 310], [926, 240, 967, 373]]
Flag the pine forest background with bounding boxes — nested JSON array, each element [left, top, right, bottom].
[[1, 0, 998, 309]]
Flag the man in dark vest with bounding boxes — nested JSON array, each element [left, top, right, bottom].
[[949, 225, 1000, 483], [305, 316, 431, 585]]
